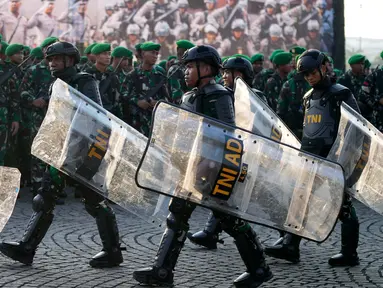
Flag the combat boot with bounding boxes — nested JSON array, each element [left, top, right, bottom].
[[264, 233, 301, 263], [0, 194, 54, 265], [88, 202, 124, 268], [187, 212, 223, 249], [233, 228, 273, 288], [329, 219, 359, 267], [133, 213, 189, 286]]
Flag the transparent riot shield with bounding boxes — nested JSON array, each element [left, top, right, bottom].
[[31, 79, 172, 225], [135, 101, 345, 243], [328, 103, 383, 215], [0, 167, 20, 232], [234, 77, 301, 148]]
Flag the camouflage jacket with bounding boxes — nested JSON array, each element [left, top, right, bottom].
[[264, 72, 287, 112], [121, 66, 169, 136], [167, 62, 188, 105], [252, 68, 274, 92], [337, 69, 365, 100]]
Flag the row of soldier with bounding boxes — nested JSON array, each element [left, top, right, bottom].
[[0, 0, 333, 60], [0, 33, 380, 287]]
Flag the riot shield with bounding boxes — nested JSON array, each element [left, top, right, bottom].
[[31, 79, 172, 225], [0, 167, 20, 232], [135, 101, 345, 243], [233, 77, 301, 149], [328, 103, 383, 215]]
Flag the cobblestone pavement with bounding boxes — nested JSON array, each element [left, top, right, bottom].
[[0, 189, 382, 288]]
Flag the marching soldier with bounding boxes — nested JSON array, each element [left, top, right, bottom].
[[0, 43, 21, 166], [26, 0, 58, 39], [0, 41, 124, 268], [18, 36, 58, 195], [264, 52, 292, 111], [83, 43, 121, 117], [0, 0, 28, 44], [121, 42, 169, 137], [133, 45, 272, 288], [120, 24, 141, 51], [266, 49, 361, 268], [221, 19, 255, 57]]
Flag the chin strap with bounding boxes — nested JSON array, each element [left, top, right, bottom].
[[196, 60, 215, 88]]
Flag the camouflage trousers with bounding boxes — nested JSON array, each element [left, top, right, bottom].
[[0, 124, 7, 166]]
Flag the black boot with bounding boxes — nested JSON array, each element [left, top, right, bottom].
[[264, 233, 301, 263], [88, 201, 123, 268], [328, 219, 359, 267], [187, 212, 223, 249], [133, 209, 192, 286], [0, 195, 54, 265], [233, 228, 273, 288]]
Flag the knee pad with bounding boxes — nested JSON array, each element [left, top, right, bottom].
[[221, 216, 251, 238], [32, 193, 55, 213], [166, 212, 189, 232], [168, 198, 195, 223]]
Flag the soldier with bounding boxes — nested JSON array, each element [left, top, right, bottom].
[[338, 54, 365, 103], [0, 43, 21, 166], [260, 24, 286, 62], [102, 28, 119, 50], [153, 21, 175, 60], [190, 0, 217, 40], [0, 0, 28, 44], [264, 52, 292, 111], [111, 46, 133, 85], [120, 24, 141, 51], [221, 19, 255, 56], [107, 0, 138, 40], [252, 49, 283, 92], [297, 19, 321, 50], [196, 24, 224, 55], [265, 49, 361, 267], [0, 41, 124, 268], [133, 45, 272, 287], [99, 4, 115, 32], [284, 26, 298, 51], [317, 0, 333, 51], [281, 0, 320, 40], [250, 53, 264, 77], [207, 0, 247, 39], [168, 39, 194, 104], [57, 0, 92, 52], [134, 42, 143, 64], [84, 43, 121, 117], [26, 0, 58, 39], [80, 42, 97, 71], [250, 0, 278, 48], [29, 46, 44, 66], [173, 0, 193, 38], [121, 42, 169, 137], [364, 59, 371, 76]]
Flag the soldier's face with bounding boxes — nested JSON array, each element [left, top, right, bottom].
[[177, 48, 187, 62], [266, 7, 274, 15], [270, 36, 279, 42], [78, 3, 87, 14], [280, 5, 288, 13], [128, 34, 138, 42], [126, 1, 135, 9], [10, 1, 21, 13], [48, 55, 67, 73], [88, 54, 96, 63], [280, 63, 292, 74], [206, 32, 217, 42], [10, 51, 23, 64], [252, 61, 263, 74], [227, 0, 236, 7], [222, 69, 236, 88], [157, 36, 167, 43], [96, 51, 111, 66], [308, 30, 318, 39], [303, 66, 325, 86], [142, 50, 159, 66], [106, 9, 113, 16], [233, 30, 243, 39], [46, 3, 54, 14], [206, 3, 215, 11], [351, 63, 364, 75], [179, 7, 186, 14], [185, 61, 211, 88]]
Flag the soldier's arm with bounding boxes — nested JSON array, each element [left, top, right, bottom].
[[276, 81, 291, 120], [26, 12, 40, 29], [207, 7, 222, 28], [359, 73, 377, 110], [264, 78, 277, 110], [57, 9, 72, 23], [106, 12, 123, 30], [215, 94, 235, 125], [19, 69, 36, 107], [133, 2, 154, 28]]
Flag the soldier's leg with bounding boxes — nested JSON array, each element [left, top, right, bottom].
[[328, 194, 359, 267], [220, 214, 272, 287], [0, 167, 56, 265], [133, 198, 196, 285], [18, 128, 32, 187], [0, 122, 8, 166], [80, 185, 123, 268], [187, 211, 223, 249]]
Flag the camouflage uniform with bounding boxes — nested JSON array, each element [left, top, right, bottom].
[[277, 70, 310, 139], [252, 68, 274, 92], [337, 69, 364, 101], [359, 68, 383, 131], [121, 66, 169, 136], [0, 63, 21, 166], [167, 61, 188, 104], [19, 60, 54, 190], [264, 72, 287, 111]]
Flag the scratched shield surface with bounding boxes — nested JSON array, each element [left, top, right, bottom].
[[31, 79, 171, 225], [0, 167, 20, 232], [136, 102, 345, 242], [234, 77, 301, 149], [328, 103, 383, 215]]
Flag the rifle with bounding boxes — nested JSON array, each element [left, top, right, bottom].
[[153, 7, 178, 24], [99, 57, 124, 97], [222, 3, 240, 30], [0, 55, 32, 90], [298, 9, 318, 26]]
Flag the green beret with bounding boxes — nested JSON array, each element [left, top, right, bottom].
[[141, 42, 161, 51], [364, 59, 371, 69], [273, 52, 292, 66], [5, 43, 24, 56], [348, 54, 365, 65], [84, 42, 98, 55], [40, 37, 58, 48], [158, 60, 167, 70], [269, 49, 284, 62], [111, 46, 133, 58], [176, 39, 194, 50], [250, 53, 264, 63], [135, 43, 142, 51], [289, 46, 306, 55], [91, 43, 111, 55], [167, 55, 176, 61], [334, 68, 343, 77], [1, 41, 8, 55], [231, 53, 251, 62], [80, 56, 88, 64], [30, 47, 44, 59]]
